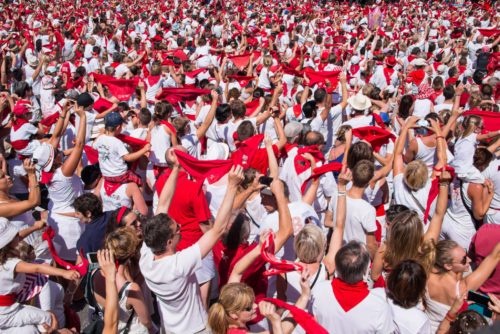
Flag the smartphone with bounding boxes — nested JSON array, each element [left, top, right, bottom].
[[259, 176, 273, 186], [86, 252, 99, 264], [468, 291, 492, 318], [462, 76, 468, 85]]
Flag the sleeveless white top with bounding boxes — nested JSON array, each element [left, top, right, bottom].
[[149, 125, 171, 166], [100, 183, 131, 211]]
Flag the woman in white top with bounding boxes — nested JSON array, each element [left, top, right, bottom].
[[383, 260, 431, 334], [92, 228, 156, 334], [172, 90, 219, 158], [32, 101, 86, 261], [426, 240, 500, 333], [148, 101, 177, 178]]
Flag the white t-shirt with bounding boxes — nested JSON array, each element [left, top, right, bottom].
[[139, 243, 207, 334], [343, 115, 373, 129], [371, 289, 431, 334], [92, 135, 129, 177], [312, 284, 395, 333], [310, 104, 344, 152], [452, 133, 477, 176], [329, 195, 377, 243], [393, 173, 435, 224]]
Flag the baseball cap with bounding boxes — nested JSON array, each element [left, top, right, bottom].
[[104, 112, 124, 127], [284, 121, 304, 139], [13, 104, 30, 116], [32, 143, 55, 172]]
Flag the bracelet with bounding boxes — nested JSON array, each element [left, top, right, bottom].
[[337, 191, 346, 196], [445, 312, 457, 322], [436, 136, 444, 140], [439, 182, 450, 187]]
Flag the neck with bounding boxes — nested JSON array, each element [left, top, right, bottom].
[[153, 247, 175, 260], [0, 192, 12, 201], [348, 186, 365, 199]]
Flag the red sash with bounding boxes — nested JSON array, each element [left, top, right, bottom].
[[10, 139, 30, 151], [0, 293, 16, 306], [103, 171, 142, 196], [383, 68, 394, 86]]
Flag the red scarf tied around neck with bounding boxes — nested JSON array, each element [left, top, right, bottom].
[[331, 278, 369, 312]]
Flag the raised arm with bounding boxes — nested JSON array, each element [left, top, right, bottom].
[[393, 116, 418, 176], [198, 166, 243, 257], [97, 250, 119, 334], [463, 243, 500, 292], [324, 170, 350, 275], [61, 105, 86, 177], [195, 91, 219, 140], [423, 170, 451, 243], [155, 155, 180, 215]]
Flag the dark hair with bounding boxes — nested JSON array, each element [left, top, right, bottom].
[[236, 120, 255, 141], [352, 160, 374, 188], [153, 101, 174, 123], [302, 101, 317, 119], [81, 164, 101, 187], [313, 88, 327, 103], [387, 260, 427, 308], [473, 147, 494, 172], [386, 204, 409, 223], [142, 213, 176, 255], [347, 142, 374, 169], [13, 81, 30, 98], [335, 240, 370, 284], [442, 85, 455, 100], [230, 99, 246, 119], [241, 168, 258, 189], [73, 193, 103, 219], [224, 212, 251, 250], [138, 108, 152, 126], [215, 104, 231, 123], [449, 311, 488, 334], [106, 207, 133, 235], [398, 95, 414, 119]]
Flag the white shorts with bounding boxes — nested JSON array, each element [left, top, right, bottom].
[[0, 303, 52, 333]]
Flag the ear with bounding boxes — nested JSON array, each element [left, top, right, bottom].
[[85, 211, 93, 219], [444, 263, 453, 271]]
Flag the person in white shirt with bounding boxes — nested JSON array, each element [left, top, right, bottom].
[[311, 240, 396, 334], [343, 93, 374, 129], [140, 164, 243, 334]]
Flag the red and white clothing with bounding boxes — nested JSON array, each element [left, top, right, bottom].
[[92, 135, 129, 177], [10, 123, 40, 156], [100, 183, 132, 211]]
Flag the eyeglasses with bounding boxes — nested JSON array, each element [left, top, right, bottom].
[[453, 249, 468, 265]]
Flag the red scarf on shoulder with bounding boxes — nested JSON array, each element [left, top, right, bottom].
[[331, 278, 369, 312]]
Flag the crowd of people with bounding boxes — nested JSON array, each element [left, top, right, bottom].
[[0, 0, 499, 333]]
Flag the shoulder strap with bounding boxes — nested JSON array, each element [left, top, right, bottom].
[[85, 268, 104, 318], [120, 281, 135, 334], [309, 263, 323, 290], [459, 180, 482, 230], [245, 208, 260, 228], [408, 189, 426, 214]]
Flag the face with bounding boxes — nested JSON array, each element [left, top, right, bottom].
[[449, 246, 471, 273], [260, 193, 277, 213], [232, 301, 258, 324], [0, 170, 13, 192], [123, 212, 142, 237], [75, 211, 92, 224]]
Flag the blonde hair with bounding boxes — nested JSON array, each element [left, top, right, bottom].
[[461, 115, 483, 138], [263, 56, 273, 67], [105, 227, 139, 264], [404, 160, 428, 191], [294, 224, 326, 264], [208, 283, 255, 334], [384, 211, 436, 272]]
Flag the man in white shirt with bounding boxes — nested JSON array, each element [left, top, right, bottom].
[[312, 241, 396, 333], [140, 164, 243, 334]]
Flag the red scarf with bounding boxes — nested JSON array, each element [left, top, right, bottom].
[[260, 234, 304, 276], [227, 53, 252, 70], [11, 117, 29, 131], [174, 150, 233, 184], [304, 68, 341, 88], [294, 145, 325, 175], [40, 112, 60, 130], [383, 67, 394, 86], [462, 110, 500, 132], [91, 73, 139, 101], [83, 145, 99, 165], [93, 98, 114, 113], [424, 166, 455, 224], [103, 171, 142, 196], [301, 161, 343, 193], [293, 104, 302, 117], [245, 99, 260, 116], [352, 126, 395, 152], [40, 171, 55, 185], [42, 227, 89, 277], [331, 278, 369, 312], [159, 120, 177, 137], [231, 134, 264, 169], [260, 298, 329, 334]]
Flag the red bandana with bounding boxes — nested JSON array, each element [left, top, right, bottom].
[[331, 278, 369, 312]]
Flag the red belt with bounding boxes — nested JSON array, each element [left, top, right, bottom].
[[0, 293, 17, 306]]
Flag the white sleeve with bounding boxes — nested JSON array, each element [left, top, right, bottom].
[[176, 242, 202, 276], [362, 206, 378, 233], [116, 140, 130, 158], [25, 124, 39, 135], [376, 302, 396, 334]]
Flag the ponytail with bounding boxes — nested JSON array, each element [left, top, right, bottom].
[[153, 101, 173, 124], [208, 302, 229, 334]]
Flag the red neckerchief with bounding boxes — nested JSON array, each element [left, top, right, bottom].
[[331, 278, 369, 312], [408, 55, 416, 62], [432, 62, 442, 71], [40, 171, 55, 185], [383, 67, 394, 86], [159, 120, 177, 137], [293, 104, 302, 117], [350, 64, 360, 75], [110, 62, 120, 68], [147, 75, 161, 87], [260, 233, 304, 276]]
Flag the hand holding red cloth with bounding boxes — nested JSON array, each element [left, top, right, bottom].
[[260, 233, 304, 276], [352, 126, 396, 152], [174, 149, 233, 184], [90, 73, 139, 101]]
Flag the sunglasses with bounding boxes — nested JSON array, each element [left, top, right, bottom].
[[242, 305, 253, 312]]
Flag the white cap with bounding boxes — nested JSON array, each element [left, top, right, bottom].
[[437, 64, 446, 73], [32, 143, 55, 172], [351, 55, 360, 65], [0, 218, 18, 249], [412, 58, 427, 67]]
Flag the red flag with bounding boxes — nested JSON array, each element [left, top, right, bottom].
[[93, 97, 114, 113], [260, 297, 328, 334], [174, 150, 233, 184], [227, 75, 255, 87], [91, 73, 139, 101], [478, 29, 500, 37], [155, 88, 211, 104], [352, 126, 396, 152], [304, 68, 341, 88], [462, 111, 500, 132], [231, 134, 265, 169], [227, 53, 252, 70]]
